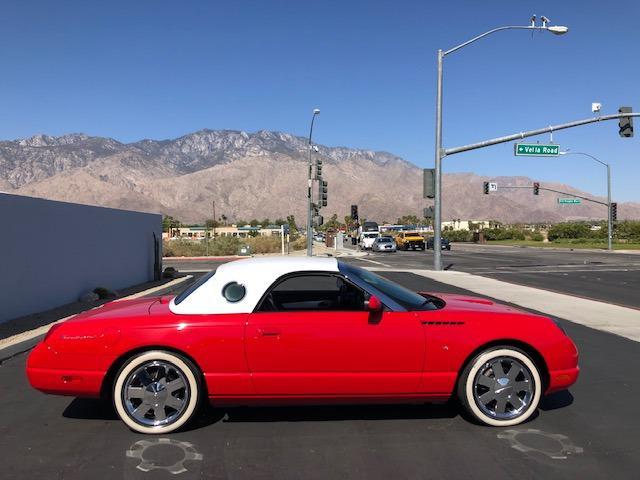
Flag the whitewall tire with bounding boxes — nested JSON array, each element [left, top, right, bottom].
[[458, 347, 542, 427], [113, 350, 201, 434]]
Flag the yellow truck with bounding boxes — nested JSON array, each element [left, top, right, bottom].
[[395, 231, 425, 251]]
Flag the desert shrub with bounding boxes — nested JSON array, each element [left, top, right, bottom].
[[442, 229, 472, 242], [244, 236, 281, 254], [529, 232, 544, 242], [547, 222, 591, 241]]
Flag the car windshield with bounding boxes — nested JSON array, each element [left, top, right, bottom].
[[173, 270, 215, 305], [339, 263, 441, 311], [378, 237, 392, 243], [364, 233, 378, 238]]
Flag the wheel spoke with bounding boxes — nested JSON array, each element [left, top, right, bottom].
[[165, 395, 185, 410], [153, 407, 167, 421], [492, 360, 505, 377], [507, 364, 521, 381], [494, 396, 507, 414], [513, 380, 530, 393], [478, 390, 497, 404], [509, 395, 525, 410], [476, 375, 494, 389], [132, 401, 152, 417], [137, 369, 154, 387], [127, 386, 145, 399], [166, 377, 186, 393]]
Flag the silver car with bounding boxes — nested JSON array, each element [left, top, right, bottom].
[[372, 236, 397, 252]]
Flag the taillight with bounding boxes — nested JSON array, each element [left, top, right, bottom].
[[44, 323, 62, 343]]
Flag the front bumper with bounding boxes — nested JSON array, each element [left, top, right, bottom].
[[547, 367, 580, 393]]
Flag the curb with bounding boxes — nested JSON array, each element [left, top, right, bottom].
[[0, 275, 193, 362]]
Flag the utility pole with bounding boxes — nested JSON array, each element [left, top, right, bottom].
[[212, 200, 216, 239], [306, 108, 320, 256], [432, 17, 569, 270]]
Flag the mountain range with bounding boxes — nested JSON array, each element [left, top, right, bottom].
[[1, 130, 638, 224]]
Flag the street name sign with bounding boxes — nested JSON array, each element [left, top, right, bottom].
[[489, 182, 498, 192], [514, 143, 560, 156], [558, 198, 581, 205]]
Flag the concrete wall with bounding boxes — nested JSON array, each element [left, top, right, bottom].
[[0, 193, 162, 324]]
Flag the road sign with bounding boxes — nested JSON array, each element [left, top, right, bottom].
[[488, 182, 498, 192], [514, 143, 560, 156], [558, 198, 581, 205]]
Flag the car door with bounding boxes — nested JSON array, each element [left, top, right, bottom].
[[244, 273, 425, 396]]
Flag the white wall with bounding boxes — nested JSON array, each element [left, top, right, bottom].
[[0, 193, 162, 324]]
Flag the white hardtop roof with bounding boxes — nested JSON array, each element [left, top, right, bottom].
[[170, 256, 339, 315]]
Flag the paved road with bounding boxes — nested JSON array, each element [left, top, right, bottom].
[[1, 270, 639, 479], [349, 244, 640, 308]]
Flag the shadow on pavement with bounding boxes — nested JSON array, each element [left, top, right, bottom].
[[62, 399, 458, 429], [540, 390, 574, 411], [220, 402, 459, 423]]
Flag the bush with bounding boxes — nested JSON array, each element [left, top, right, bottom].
[[442, 229, 472, 242], [547, 222, 591, 241], [529, 232, 544, 242], [483, 227, 526, 241]]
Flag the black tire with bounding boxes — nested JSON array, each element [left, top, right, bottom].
[[456, 346, 542, 427], [113, 350, 202, 434]]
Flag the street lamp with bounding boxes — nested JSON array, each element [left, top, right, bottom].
[[306, 108, 321, 256], [432, 16, 568, 270], [559, 151, 613, 251]]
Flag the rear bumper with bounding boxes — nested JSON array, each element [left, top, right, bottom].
[[26, 342, 103, 397]]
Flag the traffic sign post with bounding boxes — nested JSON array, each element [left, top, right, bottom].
[[558, 198, 581, 204], [514, 143, 560, 156]]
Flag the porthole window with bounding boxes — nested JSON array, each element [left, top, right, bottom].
[[222, 282, 246, 303]]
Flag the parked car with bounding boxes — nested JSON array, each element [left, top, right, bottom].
[[372, 236, 397, 252], [427, 237, 451, 250], [395, 231, 425, 251], [27, 257, 579, 434]]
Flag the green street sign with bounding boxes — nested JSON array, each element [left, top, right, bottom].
[[514, 143, 560, 156], [558, 198, 581, 205]]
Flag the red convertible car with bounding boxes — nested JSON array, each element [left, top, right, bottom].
[[27, 257, 579, 434]]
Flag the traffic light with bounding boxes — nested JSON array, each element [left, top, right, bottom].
[[533, 182, 540, 195], [320, 180, 328, 207], [351, 205, 358, 220], [611, 202, 618, 222], [423, 206, 434, 218], [315, 158, 323, 178], [619, 107, 634, 138], [423, 168, 435, 198], [314, 215, 324, 226], [483, 182, 489, 195]]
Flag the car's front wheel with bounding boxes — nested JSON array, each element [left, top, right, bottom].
[[113, 350, 201, 434], [457, 346, 542, 427]]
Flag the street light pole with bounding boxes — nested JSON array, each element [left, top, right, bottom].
[[306, 108, 320, 256], [559, 151, 612, 251], [432, 18, 568, 270]]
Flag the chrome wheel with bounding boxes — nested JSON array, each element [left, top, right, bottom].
[[122, 360, 190, 427], [473, 356, 534, 421]]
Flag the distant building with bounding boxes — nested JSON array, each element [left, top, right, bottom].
[[163, 224, 284, 240], [441, 220, 492, 231]]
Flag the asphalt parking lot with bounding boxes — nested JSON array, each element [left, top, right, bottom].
[[1, 266, 639, 479]]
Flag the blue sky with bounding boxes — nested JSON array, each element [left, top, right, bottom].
[[1, 0, 638, 201]]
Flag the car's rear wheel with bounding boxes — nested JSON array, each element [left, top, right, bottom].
[[113, 350, 201, 434], [457, 346, 542, 427]]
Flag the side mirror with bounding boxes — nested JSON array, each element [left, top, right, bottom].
[[365, 295, 382, 312]]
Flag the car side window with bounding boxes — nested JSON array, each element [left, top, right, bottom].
[[257, 274, 365, 312]]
